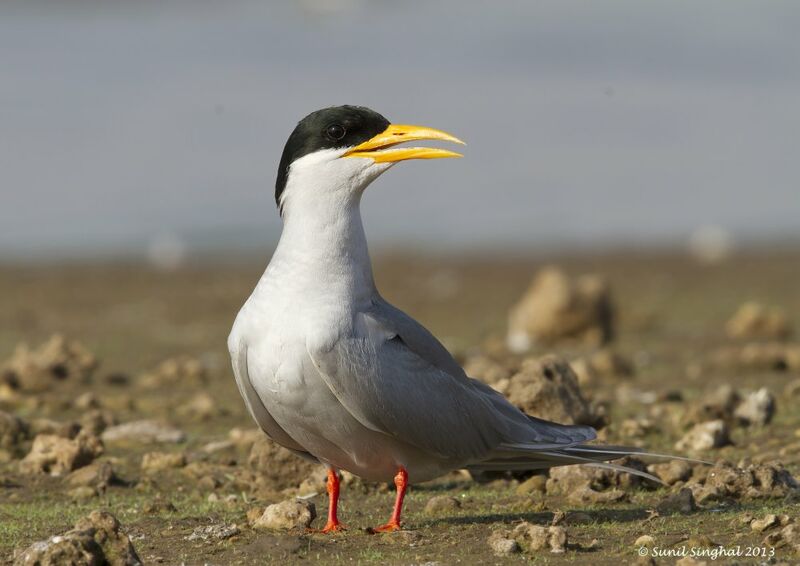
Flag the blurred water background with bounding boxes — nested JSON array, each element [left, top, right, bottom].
[[1, 0, 798, 262]]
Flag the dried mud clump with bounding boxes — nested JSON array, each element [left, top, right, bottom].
[[228, 427, 263, 451], [176, 392, 226, 421], [1, 335, 97, 393], [763, 521, 800, 553], [546, 458, 653, 504], [680, 385, 740, 426], [675, 420, 731, 452], [246, 435, 320, 492], [137, 356, 207, 390], [515, 474, 547, 495], [507, 267, 614, 351], [725, 302, 792, 340], [648, 459, 693, 485], [296, 467, 378, 497], [251, 499, 316, 530], [0, 410, 29, 460], [424, 495, 461, 515], [681, 385, 776, 429], [28, 418, 81, 439], [487, 531, 521, 556], [79, 409, 117, 436], [141, 451, 187, 474], [494, 356, 602, 427], [488, 522, 568, 554], [101, 420, 186, 444], [516, 524, 568, 554], [709, 342, 800, 373], [67, 460, 117, 493], [551, 480, 625, 506], [185, 524, 240, 542], [462, 355, 516, 384], [688, 460, 799, 503], [748, 513, 787, 533], [571, 349, 635, 387], [20, 431, 104, 476], [179, 460, 235, 492], [616, 417, 656, 442], [733, 388, 776, 427], [142, 497, 177, 514], [655, 487, 698, 515], [14, 509, 141, 566], [297, 467, 328, 496]]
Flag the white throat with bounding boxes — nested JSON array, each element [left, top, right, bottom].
[[278, 192, 374, 300], [263, 150, 391, 306]]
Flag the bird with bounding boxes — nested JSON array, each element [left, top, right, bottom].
[[229, 105, 673, 534]]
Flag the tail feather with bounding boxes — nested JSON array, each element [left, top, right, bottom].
[[467, 443, 708, 484], [565, 444, 710, 465]]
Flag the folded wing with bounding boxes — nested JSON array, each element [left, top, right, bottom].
[[308, 300, 596, 462]]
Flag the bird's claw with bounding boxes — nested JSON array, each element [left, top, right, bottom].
[[367, 520, 402, 534], [322, 522, 347, 533], [308, 521, 346, 534]]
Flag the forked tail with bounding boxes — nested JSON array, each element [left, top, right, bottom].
[[467, 443, 707, 484]]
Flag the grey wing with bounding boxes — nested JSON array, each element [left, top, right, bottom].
[[366, 296, 467, 378], [368, 298, 595, 451], [308, 304, 595, 463], [229, 337, 316, 459]]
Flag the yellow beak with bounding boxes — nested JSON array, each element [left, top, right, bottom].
[[342, 124, 465, 163]]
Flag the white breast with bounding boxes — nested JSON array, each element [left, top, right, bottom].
[[227, 157, 455, 481]]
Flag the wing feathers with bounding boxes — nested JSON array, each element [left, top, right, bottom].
[[309, 310, 601, 462], [310, 302, 689, 474]]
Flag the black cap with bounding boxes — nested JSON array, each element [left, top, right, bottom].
[[275, 106, 390, 210]]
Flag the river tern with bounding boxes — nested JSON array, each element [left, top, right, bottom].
[[229, 105, 668, 533]]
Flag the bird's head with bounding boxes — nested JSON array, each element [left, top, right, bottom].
[[275, 105, 464, 215]]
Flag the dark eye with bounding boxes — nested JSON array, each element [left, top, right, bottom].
[[326, 124, 346, 140]]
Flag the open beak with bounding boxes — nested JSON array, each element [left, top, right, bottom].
[[342, 124, 465, 163]]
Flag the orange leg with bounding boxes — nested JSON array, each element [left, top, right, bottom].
[[370, 467, 408, 533], [319, 467, 345, 533]]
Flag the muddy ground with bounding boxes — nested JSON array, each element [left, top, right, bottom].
[[1, 249, 799, 565]]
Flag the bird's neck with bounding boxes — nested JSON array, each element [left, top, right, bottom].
[[269, 192, 376, 303]]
